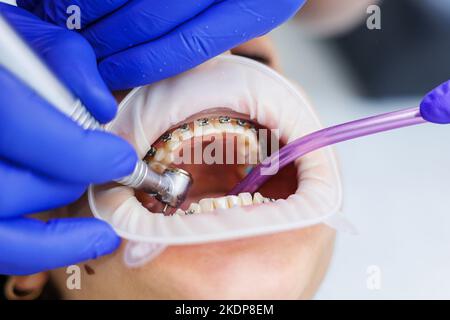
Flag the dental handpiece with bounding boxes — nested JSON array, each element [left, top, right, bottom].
[[0, 15, 192, 208], [230, 106, 428, 195]]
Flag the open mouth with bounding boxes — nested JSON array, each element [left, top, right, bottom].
[[88, 55, 342, 244], [135, 108, 299, 216]]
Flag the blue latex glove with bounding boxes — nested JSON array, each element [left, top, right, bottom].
[[17, 0, 306, 90], [420, 80, 450, 124], [0, 5, 137, 275]]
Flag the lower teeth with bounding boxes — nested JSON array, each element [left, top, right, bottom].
[[174, 192, 274, 216]]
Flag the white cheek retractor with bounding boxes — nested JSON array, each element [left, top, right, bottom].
[[0, 15, 192, 211], [88, 54, 350, 270]]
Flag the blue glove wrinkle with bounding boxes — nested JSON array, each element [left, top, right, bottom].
[[421, 80, 450, 124], [0, 4, 117, 123], [82, 0, 216, 59], [17, 0, 306, 90], [100, 0, 306, 90], [17, 0, 130, 29], [0, 218, 120, 275], [15, 0, 39, 11]]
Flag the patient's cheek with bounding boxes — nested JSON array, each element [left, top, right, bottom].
[[124, 224, 335, 299], [49, 215, 335, 299]]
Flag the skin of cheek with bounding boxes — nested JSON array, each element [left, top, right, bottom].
[[296, 0, 380, 36], [50, 224, 335, 300], [231, 36, 281, 72]]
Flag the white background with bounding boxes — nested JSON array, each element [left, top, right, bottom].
[[2, 0, 450, 299]]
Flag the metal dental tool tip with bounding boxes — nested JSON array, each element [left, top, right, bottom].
[[121, 164, 193, 208], [0, 15, 193, 208]]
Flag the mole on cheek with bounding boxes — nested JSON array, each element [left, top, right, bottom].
[[84, 264, 96, 275]]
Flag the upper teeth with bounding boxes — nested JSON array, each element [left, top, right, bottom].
[[145, 146, 157, 158], [237, 119, 247, 126], [161, 132, 172, 142], [174, 192, 274, 216], [179, 123, 189, 132], [219, 116, 231, 124], [143, 117, 261, 167], [197, 118, 209, 126]]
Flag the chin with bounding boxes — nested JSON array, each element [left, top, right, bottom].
[[142, 225, 336, 300], [49, 224, 335, 300]]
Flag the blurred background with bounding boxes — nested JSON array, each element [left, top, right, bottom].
[[272, 0, 450, 299], [1, 0, 450, 299]]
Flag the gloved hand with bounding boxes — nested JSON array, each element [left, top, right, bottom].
[[17, 0, 306, 90], [0, 4, 137, 275], [420, 80, 450, 124]]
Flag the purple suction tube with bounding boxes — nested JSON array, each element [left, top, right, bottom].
[[229, 107, 427, 195]]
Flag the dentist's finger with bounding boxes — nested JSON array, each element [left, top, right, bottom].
[[82, 0, 216, 59], [16, 0, 129, 30], [0, 4, 117, 123], [0, 66, 137, 184], [14, 0, 37, 11], [0, 160, 87, 218], [100, 0, 306, 90], [420, 80, 450, 124], [0, 218, 121, 275]]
